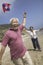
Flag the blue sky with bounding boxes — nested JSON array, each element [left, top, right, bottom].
[[0, 0, 43, 29]]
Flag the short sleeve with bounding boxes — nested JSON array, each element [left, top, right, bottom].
[[19, 24, 24, 32], [26, 30, 30, 33], [35, 30, 39, 32], [2, 32, 10, 47]]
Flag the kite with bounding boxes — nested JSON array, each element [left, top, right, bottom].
[[2, 3, 11, 13]]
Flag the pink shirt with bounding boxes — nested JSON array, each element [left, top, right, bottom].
[[2, 24, 27, 59]]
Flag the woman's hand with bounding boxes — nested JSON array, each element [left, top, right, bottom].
[[23, 12, 27, 18]]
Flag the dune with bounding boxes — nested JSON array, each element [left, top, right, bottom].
[[0, 31, 43, 65]]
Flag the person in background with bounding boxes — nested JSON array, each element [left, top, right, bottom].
[[0, 12, 34, 65], [26, 26, 41, 51]]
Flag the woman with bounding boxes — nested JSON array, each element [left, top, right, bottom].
[[26, 26, 41, 51], [0, 12, 34, 65]]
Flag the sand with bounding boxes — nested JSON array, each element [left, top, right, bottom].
[[0, 31, 43, 65]]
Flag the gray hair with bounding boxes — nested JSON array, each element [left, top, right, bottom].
[[10, 18, 19, 23]]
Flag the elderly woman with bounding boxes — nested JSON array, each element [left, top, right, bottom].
[[0, 12, 34, 65]]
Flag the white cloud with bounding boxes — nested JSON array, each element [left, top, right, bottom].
[[0, 0, 15, 13]]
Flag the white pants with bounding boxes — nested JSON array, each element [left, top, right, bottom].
[[12, 51, 34, 65]]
